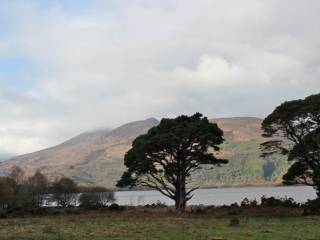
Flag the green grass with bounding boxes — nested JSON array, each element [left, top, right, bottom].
[[0, 212, 320, 240]]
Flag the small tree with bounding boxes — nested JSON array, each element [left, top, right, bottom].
[[79, 186, 115, 208], [98, 191, 115, 206], [51, 177, 79, 207], [261, 93, 320, 196], [79, 193, 100, 208], [8, 166, 31, 208], [0, 177, 15, 209], [117, 113, 227, 212], [27, 171, 49, 207], [94, 187, 115, 207]]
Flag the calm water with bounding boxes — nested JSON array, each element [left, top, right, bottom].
[[115, 186, 317, 206]]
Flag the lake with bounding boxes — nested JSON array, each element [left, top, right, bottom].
[[115, 186, 317, 206]]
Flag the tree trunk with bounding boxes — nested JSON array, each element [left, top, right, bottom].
[[175, 173, 186, 212], [175, 194, 186, 212]]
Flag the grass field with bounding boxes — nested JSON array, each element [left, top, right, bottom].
[[0, 209, 320, 240]]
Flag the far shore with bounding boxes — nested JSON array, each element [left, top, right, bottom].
[[115, 184, 304, 192]]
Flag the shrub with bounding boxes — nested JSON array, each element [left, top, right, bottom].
[[50, 177, 79, 207], [0, 209, 7, 219], [79, 187, 115, 209], [108, 203, 125, 211], [155, 200, 166, 208], [79, 193, 101, 209], [241, 198, 258, 208], [260, 196, 299, 208], [303, 198, 320, 215], [96, 191, 115, 206], [230, 202, 239, 208]]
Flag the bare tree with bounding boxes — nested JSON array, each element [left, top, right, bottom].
[[28, 171, 49, 207], [51, 177, 79, 207]]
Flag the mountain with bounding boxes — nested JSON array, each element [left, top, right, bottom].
[[0, 118, 160, 187], [212, 117, 264, 142], [0, 117, 288, 188], [195, 117, 288, 187]]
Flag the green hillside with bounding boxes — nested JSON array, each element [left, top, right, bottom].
[[190, 141, 289, 188]]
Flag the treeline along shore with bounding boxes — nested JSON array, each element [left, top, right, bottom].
[[0, 166, 115, 212]]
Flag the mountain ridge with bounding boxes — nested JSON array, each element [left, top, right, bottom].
[[0, 116, 288, 188]]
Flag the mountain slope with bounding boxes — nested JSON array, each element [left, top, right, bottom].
[[0, 117, 288, 188], [213, 117, 264, 141], [0, 118, 159, 187]]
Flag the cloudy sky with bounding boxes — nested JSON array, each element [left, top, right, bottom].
[[0, 0, 319, 155]]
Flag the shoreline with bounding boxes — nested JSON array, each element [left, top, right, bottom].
[[115, 184, 309, 192]]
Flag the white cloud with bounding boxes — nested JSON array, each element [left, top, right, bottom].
[[0, 0, 320, 154]]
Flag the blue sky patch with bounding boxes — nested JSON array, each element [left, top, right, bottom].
[[36, 0, 120, 16], [0, 57, 32, 76], [0, 57, 36, 91]]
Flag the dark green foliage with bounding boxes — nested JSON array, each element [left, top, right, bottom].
[[261, 93, 320, 197], [260, 195, 299, 207], [144, 201, 167, 209], [239, 196, 299, 208], [108, 203, 125, 211], [240, 198, 258, 208], [117, 113, 227, 212], [303, 198, 320, 215]]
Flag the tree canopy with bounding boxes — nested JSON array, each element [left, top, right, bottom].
[[117, 113, 227, 212], [261, 93, 320, 196]]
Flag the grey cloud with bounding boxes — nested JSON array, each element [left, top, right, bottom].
[[0, 0, 320, 154]]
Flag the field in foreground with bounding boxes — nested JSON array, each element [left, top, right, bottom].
[[0, 210, 320, 240]]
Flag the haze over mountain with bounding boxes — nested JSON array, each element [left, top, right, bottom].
[[0, 154, 14, 162], [0, 117, 288, 188]]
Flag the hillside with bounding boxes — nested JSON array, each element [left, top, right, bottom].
[[0, 117, 288, 188]]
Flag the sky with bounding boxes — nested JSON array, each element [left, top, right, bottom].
[[0, 0, 319, 155]]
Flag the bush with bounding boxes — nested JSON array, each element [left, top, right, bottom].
[[108, 203, 125, 211], [260, 196, 300, 208], [96, 191, 115, 206], [155, 200, 166, 208], [79, 187, 115, 209], [241, 198, 258, 208], [230, 202, 239, 208], [303, 198, 320, 215], [0, 209, 7, 219], [50, 177, 79, 207], [79, 193, 101, 209]]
